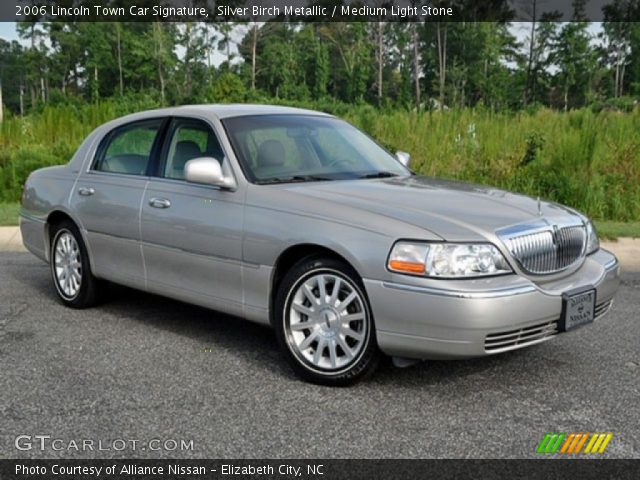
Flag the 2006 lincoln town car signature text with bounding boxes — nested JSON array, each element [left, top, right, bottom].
[[19, 104, 620, 385]]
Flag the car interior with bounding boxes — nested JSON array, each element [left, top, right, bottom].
[[163, 124, 225, 180]]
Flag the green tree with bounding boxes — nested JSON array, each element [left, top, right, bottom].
[[318, 22, 372, 102], [554, 18, 595, 109], [602, 0, 640, 97], [519, 14, 561, 105], [16, 21, 48, 109], [78, 23, 114, 102], [0, 39, 25, 114]]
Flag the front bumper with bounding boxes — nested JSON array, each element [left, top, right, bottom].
[[364, 249, 620, 360]]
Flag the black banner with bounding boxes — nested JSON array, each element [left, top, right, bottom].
[[1, 460, 639, 480], [1, 0, 640, 23]]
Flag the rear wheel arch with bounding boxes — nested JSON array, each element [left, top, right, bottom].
[[47, 210, 75, 229], [48, 218, 102, 308], [45, 211, 92, 268]]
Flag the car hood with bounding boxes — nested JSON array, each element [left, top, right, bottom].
[[276, 175, 581, 241]]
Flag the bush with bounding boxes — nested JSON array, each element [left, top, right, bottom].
[[518, 132, 545, 167], [207, 73, 247, 103], [0, 145, 63, 202], [590, 96, 638, 113]]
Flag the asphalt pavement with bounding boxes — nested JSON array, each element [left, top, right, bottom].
[[0, 252, 638, 459]]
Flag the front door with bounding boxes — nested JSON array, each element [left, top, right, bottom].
[[140, 117, 245, 315]]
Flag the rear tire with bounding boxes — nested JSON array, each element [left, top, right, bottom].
[[274, 256, 380, 386], [50, 220, 102, 308]]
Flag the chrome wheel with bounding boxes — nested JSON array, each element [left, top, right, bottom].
[[285, 271, 369, 372], [53, 231, 82, 299]]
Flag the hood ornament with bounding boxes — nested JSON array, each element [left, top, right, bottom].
[[537, 196, 542, 216]]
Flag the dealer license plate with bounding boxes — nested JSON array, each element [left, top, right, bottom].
[[560, 289, 596, 331]]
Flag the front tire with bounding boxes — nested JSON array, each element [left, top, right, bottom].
[[274, 256, 380, 386], [50, 220, 101, 308]]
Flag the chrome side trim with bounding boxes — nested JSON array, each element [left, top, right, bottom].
[[378, 329, 472, 344], [381, 281, 536, 299], [86, 229, 139, 244], [19, 212, 46, 224], [141, 240, 257, 267]]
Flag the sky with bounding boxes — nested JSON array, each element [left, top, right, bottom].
[[0, 22, 17, 41]]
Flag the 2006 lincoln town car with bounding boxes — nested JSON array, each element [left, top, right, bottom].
[[20, 105, 620, 385]]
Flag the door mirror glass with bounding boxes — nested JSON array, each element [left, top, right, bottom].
[[184, 157, 235, 189], [395, 151, 411, 167]]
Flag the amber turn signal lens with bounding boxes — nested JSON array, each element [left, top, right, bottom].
[[388, 260, 426, 274]]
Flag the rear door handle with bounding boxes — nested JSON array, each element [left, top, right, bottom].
[[149, 197, 171, 209], [78, 187, 95, 196]]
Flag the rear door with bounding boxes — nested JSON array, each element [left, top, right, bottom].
[[72, 118, 166, 288], [140, 117, 245, 316]]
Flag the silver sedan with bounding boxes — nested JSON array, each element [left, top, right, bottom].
[[20, 105, 620, 385]]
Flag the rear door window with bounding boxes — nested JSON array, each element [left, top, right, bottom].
[[94, 119, 164, 176]]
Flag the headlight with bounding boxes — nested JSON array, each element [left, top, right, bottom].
[[388, 241, 512, 278], [585, 219, 599, 254]]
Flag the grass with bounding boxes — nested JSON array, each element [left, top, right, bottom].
[[595, 221, 640, 240], [0, 203, 20, 226]]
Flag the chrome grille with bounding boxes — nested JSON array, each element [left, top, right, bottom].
[[485, 321, 558, 353], [500, 222, 587, 275]]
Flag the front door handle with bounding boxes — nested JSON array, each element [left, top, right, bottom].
[[78, 187, 95, 196], [149, 197, 171, 209]]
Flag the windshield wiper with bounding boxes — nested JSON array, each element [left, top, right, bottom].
[[358, 171, 399, 179], [256, 175, 334, 185]]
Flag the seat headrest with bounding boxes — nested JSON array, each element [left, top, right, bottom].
[[257, 140, 285, 167], [174, 141, 202, 168]]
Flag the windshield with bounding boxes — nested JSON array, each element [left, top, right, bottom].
[[221, 115, 410, 184]]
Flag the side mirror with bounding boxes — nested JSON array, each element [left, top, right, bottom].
[[395, 151, 411, 167], [184, 157, 235, 189]]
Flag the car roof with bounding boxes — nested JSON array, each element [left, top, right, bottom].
[[183, 104, 333, 119], [112, 104, 333, 124]]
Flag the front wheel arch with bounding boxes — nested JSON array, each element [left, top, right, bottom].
[[270, 244, 363, 326]]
